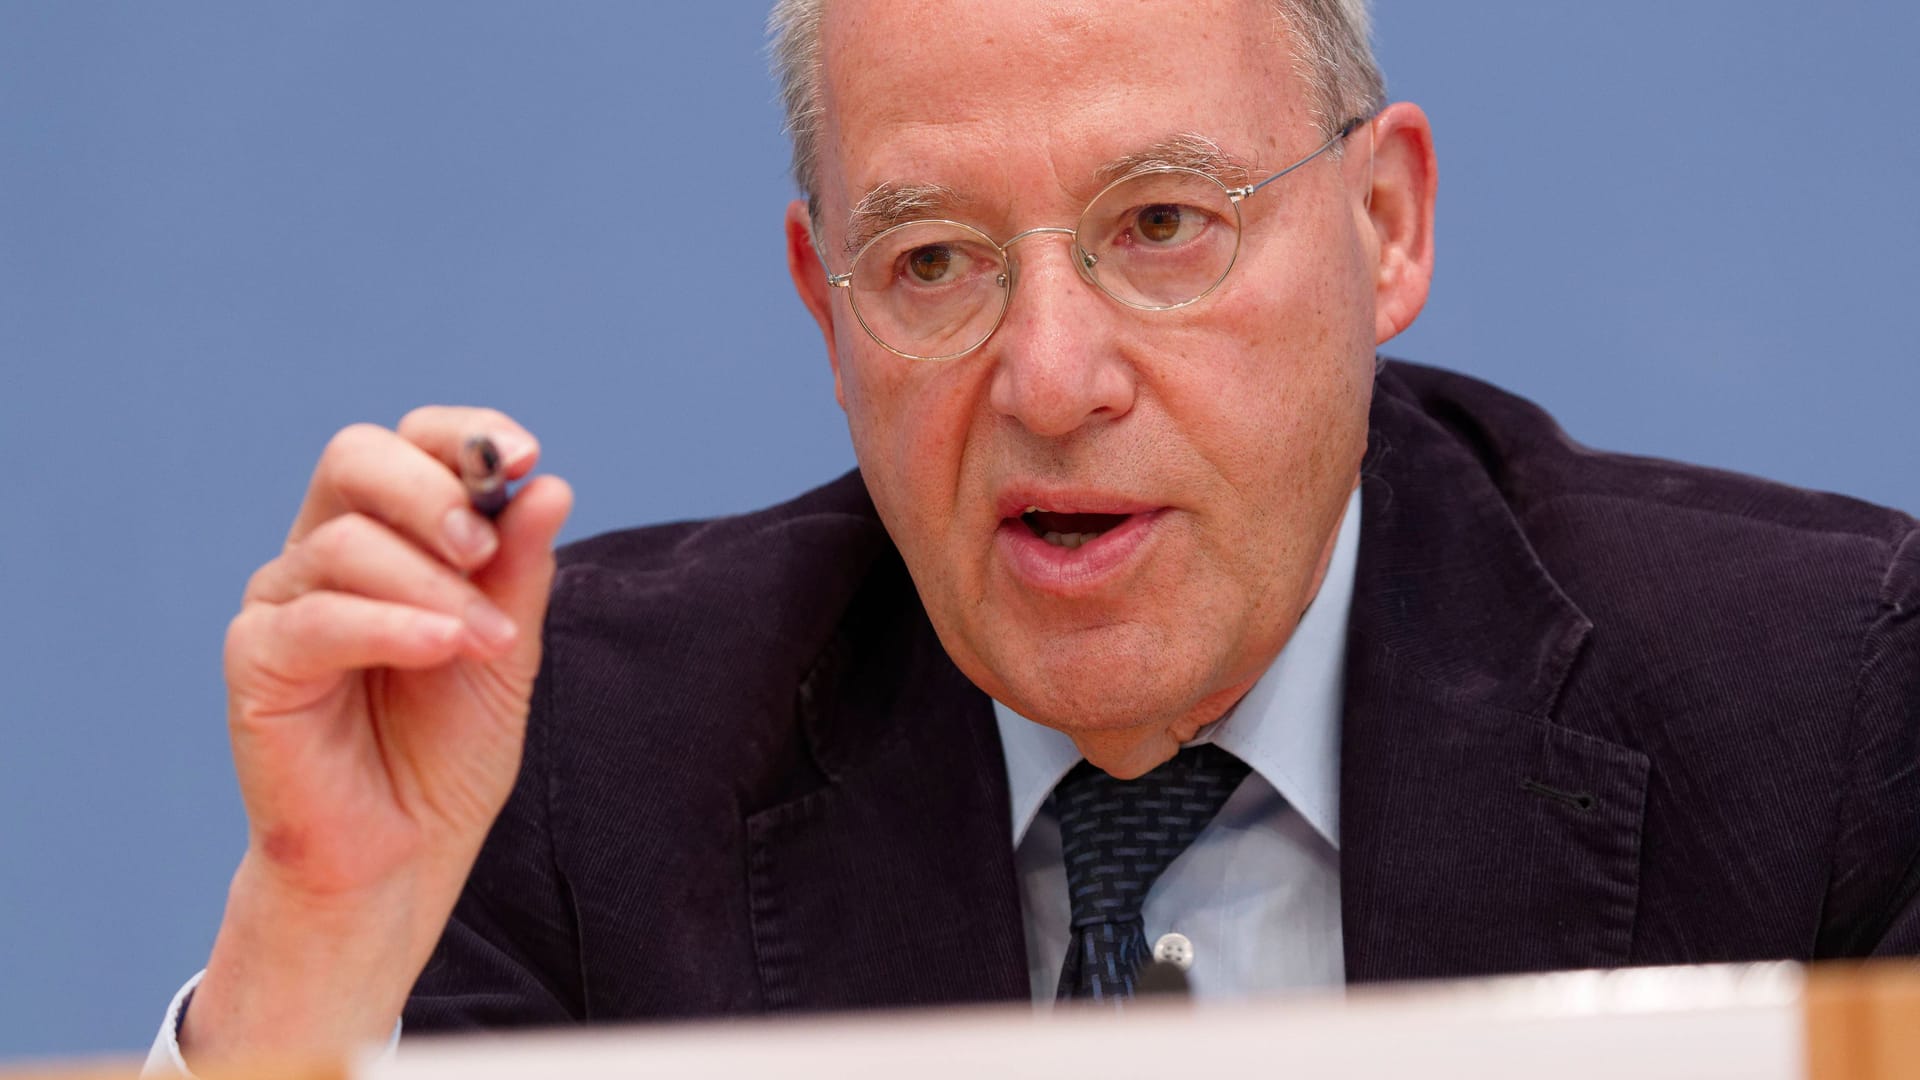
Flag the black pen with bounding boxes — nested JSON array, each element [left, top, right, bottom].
[[459, 434, 511, 519]]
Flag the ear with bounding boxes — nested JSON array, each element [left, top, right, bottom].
[[1360, 102, 1437, 346], [785, 199, 847, 408]]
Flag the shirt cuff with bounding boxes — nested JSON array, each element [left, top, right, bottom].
[[141, 969, 404, 1079]]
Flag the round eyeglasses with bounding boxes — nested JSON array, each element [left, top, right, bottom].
[[822, 117, 1368, 361]]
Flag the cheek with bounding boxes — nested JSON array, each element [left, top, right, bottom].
[[1142, 254, 1373, 584], [837, 342, 988, 551], [835, 348, 904, 514], [1159, 286, 1366, 478]]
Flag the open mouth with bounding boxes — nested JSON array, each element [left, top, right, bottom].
[[994, 496, 1165, 593], [1020, 508, 1132, 550]]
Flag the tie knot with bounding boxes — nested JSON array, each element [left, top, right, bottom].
[[1052, 743, 1250, 930]]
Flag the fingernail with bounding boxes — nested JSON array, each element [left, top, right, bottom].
[[464, 599, 518, 649], [492, 433, 536, 468], [442, 507, 497, 562]]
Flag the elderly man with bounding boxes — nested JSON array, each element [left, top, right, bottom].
[[151, 0, 1920, 1074]]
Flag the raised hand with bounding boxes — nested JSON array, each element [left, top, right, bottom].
[[181, 406, 572, 1069]]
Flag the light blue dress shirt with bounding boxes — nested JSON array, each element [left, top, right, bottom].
[[996, 487, 1359, 1005]]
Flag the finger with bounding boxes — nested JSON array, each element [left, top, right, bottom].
[[227, 592, 468, 686], [395, 405, 541, 482], [470, 474, 574, 667], [247, 513, 520, 654], [288, 424, 499, 571]]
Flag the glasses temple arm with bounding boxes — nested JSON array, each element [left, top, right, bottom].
[[1230, 112, 1376, 202], [805, 222, 854, 288]]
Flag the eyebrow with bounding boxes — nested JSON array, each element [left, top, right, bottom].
[[839, 132, 1258, 258], [843, 181, 961, 258], [1092, 132, 1258, 189]]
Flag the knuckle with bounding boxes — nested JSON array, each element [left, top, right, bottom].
[[306, 511, 378, 562], [395, 405, 444, 440], [318, 423, 386, 479], [472, 405, 516, 433], [273, 593, 322, 640], [223, 606, 270, 670], [241, 560, 281, 605], [324, 422, 383, 458], [400, 403, 521, 444]]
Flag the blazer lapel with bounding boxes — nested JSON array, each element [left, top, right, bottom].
[[745, 552, 1029, 1012], [1341, 370, 1651, 983]]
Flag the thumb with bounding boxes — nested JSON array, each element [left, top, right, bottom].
[[471, 474, 574, 674]]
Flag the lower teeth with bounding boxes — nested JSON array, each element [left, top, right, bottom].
[[1043, 532, 1091, 549]]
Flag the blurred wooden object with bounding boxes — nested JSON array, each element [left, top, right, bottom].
[[362, 964, 1811, 1080], [1805, 963, 1920, 1080], [0, 1057, 343, 1080], [0, 1063, 139, 1080], [6, 961, 1918, 1079]]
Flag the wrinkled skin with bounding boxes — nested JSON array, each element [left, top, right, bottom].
[[785, 0, 1436, 776]]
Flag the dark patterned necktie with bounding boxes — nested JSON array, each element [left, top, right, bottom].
[[1053, 743, 1250, 1003]]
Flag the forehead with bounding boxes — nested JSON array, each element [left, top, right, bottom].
[[816, 0, 1309, 208]]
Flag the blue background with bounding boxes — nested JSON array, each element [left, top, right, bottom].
[[2, 1, 1916, 1060]]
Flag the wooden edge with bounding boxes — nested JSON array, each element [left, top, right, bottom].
[[1806, 961, 1920, 1080], [0, 1056, 347, 1080], [0, 1061, 142, 1080]]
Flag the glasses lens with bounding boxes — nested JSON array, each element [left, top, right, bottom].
[[847, 221, 1010, 360], [1078, 169, 1242, 309]]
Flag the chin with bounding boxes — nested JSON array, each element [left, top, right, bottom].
[[976, 624, 1214, 734]]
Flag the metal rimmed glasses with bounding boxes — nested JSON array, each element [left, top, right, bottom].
[[821, 115, 1371, 361]]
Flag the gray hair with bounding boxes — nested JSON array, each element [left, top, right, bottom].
[[766, 0, 1386, 215]]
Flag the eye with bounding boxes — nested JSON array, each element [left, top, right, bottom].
[[853, 225, 999, 297], [1131, 203, 1205, 246], [906, 244, 956, 283]]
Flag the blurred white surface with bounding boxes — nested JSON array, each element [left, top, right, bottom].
[[367, 964, 1806, 1080]]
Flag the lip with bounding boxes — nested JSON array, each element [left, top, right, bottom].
[[993, 486, 1163, 520], [992, 485, 1169, 597]]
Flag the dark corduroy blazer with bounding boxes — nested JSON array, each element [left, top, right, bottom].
[[406, 360, 1920, 1031]]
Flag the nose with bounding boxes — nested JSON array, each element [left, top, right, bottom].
[[986, 229, 1139, 438]]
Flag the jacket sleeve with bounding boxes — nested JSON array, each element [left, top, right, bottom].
[[1820, 526, 1920, 959], [403, 642, 584, 1031]]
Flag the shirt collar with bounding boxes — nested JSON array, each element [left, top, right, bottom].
[[992, 486, 1360, 852]]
